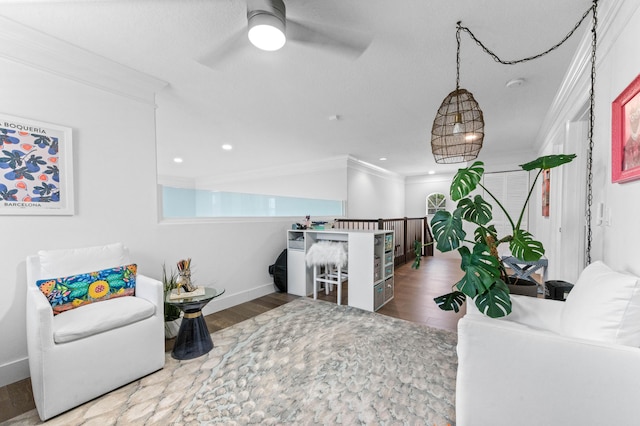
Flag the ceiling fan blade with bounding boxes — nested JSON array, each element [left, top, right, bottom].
[[287, 19, 372, 58], [196, 28, 247, 69]]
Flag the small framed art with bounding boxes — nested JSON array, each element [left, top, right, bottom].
[[612, 74, 640, 183], [0, 114, 74, 215], [541, 169, 550, 217]]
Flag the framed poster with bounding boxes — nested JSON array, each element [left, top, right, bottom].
[[612, 74, 640, 183], [0, 114, 74, 215], [541, 169, 550, 217]]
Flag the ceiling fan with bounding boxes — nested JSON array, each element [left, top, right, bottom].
[[198, 0, 372, 68]]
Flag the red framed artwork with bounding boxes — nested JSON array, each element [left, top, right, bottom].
[[541, 169, 550, 217], [612, 74, 640, 183]]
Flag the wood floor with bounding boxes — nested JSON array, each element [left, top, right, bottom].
[[0, 256, 463, 423]]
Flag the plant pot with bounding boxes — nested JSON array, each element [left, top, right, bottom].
[[164, 318, 182, 339], [506, 276, 539, 298]]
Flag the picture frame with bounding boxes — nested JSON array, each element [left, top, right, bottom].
[[612, 74, 640, 183], [541, 169, 550, 217], [0, 114, 74, 215]]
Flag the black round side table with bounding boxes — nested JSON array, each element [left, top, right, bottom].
[[166, 287, 225, 360]]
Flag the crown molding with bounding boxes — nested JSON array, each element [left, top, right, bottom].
[[535, 0, 630, 149], [0, 16, 167, 106], [346, 155, 405, 183]]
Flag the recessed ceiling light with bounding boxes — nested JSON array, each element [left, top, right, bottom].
[[222, 144, 233, 151], [428, 170, 435, 175], [173, 157, 183, 163], [328, 114, 341, 121], [379, 157, 387, 161]]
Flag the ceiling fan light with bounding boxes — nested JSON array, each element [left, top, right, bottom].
[[248, 12, 286, 51]]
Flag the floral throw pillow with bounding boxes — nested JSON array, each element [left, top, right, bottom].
[[36, 264, 137, 315]]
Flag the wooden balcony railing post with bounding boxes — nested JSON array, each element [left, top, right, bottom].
[[423, 216, 434, 256], [403, 217, 408, 264], [333, 217, 434, 267]]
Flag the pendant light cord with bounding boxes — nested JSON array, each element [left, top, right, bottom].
[[455, 24, 461, 91], [456, 0, 598, 265], [586, 0, 598, 265], [456, 3, 596, 66]]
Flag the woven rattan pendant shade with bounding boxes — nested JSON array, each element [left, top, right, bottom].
[[431, 88, 484, 164], [430, 21, 485, 164]]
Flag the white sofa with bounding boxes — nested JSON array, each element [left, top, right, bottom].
[[456, 261, 640, 425], [26, 243, 165, 421]]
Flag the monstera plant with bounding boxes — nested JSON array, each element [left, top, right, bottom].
[[413, 154, 576, 318]]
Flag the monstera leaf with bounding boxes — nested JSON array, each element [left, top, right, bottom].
[[458, 194, 492, 225], [455, 245, 502, 298], [474, 224, 498, 245], [509, 229, 545, 261], [450, 161, 484, 201], [474, 279, 512, 318], [430, 210, 465, 253], [520, 154, 577, 171], [434, 291, 466, 313]]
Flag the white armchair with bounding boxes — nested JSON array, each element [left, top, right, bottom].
[[26, 242, 165, 421], [456, 261, 640, 426]]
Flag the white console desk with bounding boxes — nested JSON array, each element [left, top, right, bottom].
[[287, 229, 394, 312]]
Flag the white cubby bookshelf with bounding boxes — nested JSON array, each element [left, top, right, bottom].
[[286, 229, 394, 312]]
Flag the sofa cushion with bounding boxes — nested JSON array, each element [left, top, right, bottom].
[[561, 261, 640, 346], [37, 264, 137, 315], [38, 242, 129, 278], [53, 296, 155, 344]]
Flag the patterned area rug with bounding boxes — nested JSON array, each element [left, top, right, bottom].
[[6, 298, 457, 425]]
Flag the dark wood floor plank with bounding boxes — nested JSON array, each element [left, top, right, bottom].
[[0, 378, 35, 423]]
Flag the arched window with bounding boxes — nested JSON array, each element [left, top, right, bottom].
[[426, 192, 446, 215]]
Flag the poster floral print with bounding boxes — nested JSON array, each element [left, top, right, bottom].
[[0, 114, 73, 215]]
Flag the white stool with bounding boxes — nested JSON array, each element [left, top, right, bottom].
[[305, 241, 348, 305]]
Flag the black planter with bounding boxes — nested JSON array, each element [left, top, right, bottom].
[[505, 276, 539, 297]]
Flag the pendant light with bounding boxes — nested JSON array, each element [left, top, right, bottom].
[[431, 22, 484, 164]]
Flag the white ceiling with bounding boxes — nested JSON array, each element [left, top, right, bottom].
[[0, 0, 591, 179]]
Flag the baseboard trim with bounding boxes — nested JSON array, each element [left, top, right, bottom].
[[0, 357, 30, 387], [201, 282, 278, 317]]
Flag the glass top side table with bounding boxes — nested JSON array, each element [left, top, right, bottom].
[[166, 287, 225, 360]]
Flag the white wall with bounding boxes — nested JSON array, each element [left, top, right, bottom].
[[477, 149, 538, 174], [404, 149, 537, 221], [533, 1, 640, 279], [593, 1, 640, 276], [347, 158, 405, 218], [0, 53, 293, 387], [529, 141, 560, 278], [0, 58, 155, 384], [404, 174, 455, 217], [192, 156, 349, 201]]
